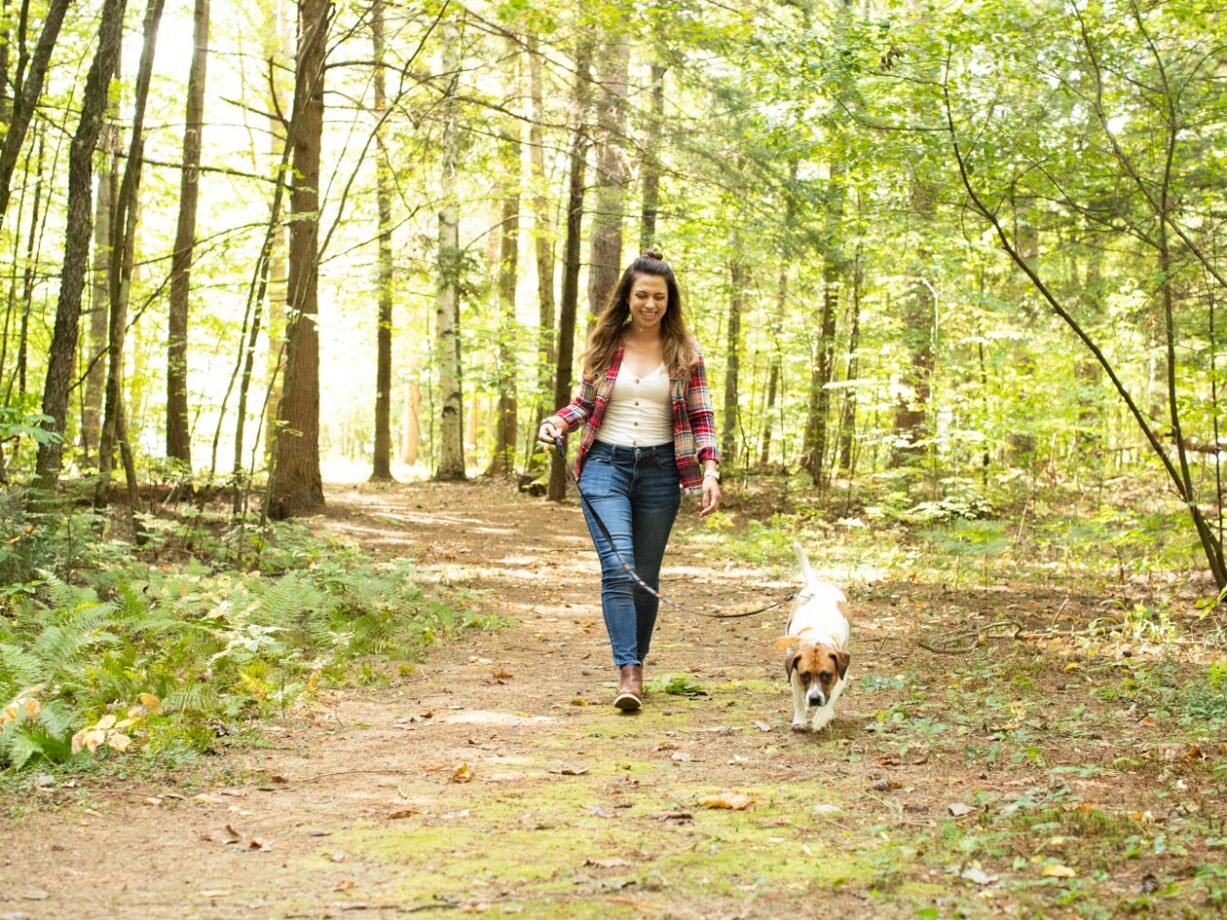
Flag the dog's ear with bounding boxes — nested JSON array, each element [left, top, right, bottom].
[[774, 635, 795, 652], [832, 649, 850, 680], [786, 652, 802, 680]]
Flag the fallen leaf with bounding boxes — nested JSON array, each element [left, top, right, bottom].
[[194, 793, 225, 805], [670, 752, 692, 763], [333, 880, 356, 892], [450, 763, 474, 783], [21, 889, 49, 901], [198, 890, 230, 899], [699, 792, 754, 811], [138, 693, 162, 715], [948, 802, 974, 817], [547, 765, 589, 776], [1042, 864, 1076, 878], [222, 823, 242, 843], [492, 668, 513, 680], [387, 809, 416, 820], [812, 804, 840, 815], [328, 851, 347, 863], [753, 721, 772, 732], [871, 778, 901, 792], [247, 837, 271, 851]]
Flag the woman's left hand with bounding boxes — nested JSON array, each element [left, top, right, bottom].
[[700, 477, 720, 518]]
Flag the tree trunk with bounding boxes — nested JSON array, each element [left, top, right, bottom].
[[639, 61, 665, 250], [891, 180, 936, 467], [83, 120, 119, 461], [96, 0, 165, 512], [165, 0, 210, 468], [487, 116, 520, 476], [0, 0, 71, 236], [547, 37, 592, 503], [720, 252, 744, 465], [33, 0, 127, 491], [586, 37, 628, 315], [370, 0, 394, 482], [96, 0, 166, 526], [432, 18, 466, 482], [527, 34, 555, 469], [14, 128, 45, 400], [760, 261, 786, 468], [268, 0, 331, 518], [837, 245, 862, 473]]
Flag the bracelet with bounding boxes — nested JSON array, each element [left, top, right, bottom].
[[703, 469, 721, 482]]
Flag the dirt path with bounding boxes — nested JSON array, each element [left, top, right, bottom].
[[1, 480, 1222, 918]]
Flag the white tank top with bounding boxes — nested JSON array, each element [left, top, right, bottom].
[[596, 362, 673, 447]]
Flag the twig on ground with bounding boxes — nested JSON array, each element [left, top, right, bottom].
[[918, 619, 1025, 654]]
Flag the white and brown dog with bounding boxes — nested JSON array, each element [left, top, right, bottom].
[[775, 541, 851, 733]]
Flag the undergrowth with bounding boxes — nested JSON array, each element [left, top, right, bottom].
[[0, 515, 481, 772]]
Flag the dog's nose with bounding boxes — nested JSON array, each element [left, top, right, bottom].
[[807, 693, 826, 707]]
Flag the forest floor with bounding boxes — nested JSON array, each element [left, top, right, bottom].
[[1, 477, 1224, 919]]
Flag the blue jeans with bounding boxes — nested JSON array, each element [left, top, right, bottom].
[[578, 441, 682, 667]]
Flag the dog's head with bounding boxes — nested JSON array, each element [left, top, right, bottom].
[[784, 641, 849, 709]]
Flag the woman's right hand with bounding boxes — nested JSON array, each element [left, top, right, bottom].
[[538, 418, 565, 446]]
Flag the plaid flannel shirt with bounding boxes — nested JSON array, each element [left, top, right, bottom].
[[554, 340, 719, 492]]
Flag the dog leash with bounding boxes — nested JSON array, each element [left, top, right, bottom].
[[552, 437, 796, 620]]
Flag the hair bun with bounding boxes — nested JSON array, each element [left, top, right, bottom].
[[640, 246, 665, 261]]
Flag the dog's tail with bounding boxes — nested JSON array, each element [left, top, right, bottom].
[[792, 540, 818, 587]]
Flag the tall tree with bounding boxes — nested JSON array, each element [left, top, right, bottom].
[[547, 37, 592, 502], [720, 247, 744, 465], [586, 35, 628, 314], [369, 0, 394, 482], [82, 117, 120, 462], [33, 0, 127, 491], [268, 0, 332, 518], [0, 0, 71, 235], [432, 17, 466, 481], [486, 117, 520, 476], [95, 0, 166, 520], [165, 0, 211, 467], [639, 61, 665, 250], [527, 34, 555, 456]]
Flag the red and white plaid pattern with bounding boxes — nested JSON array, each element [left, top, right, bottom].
[[555, 341, 719, 492]]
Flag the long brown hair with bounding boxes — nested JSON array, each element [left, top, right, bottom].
[[581, 247, 695, 380]]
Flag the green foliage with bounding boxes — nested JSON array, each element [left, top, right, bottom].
[[0, 523, 479, 772]]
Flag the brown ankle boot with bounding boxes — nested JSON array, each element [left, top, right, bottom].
[[613, 664, 643, 711]]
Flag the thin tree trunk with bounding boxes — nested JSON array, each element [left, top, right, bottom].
[[432, 18, 466, 482], [759, 260, 785, 468], [165, 0, 210, 467], [0, 0, 71, 236], [891, 180, 935, 467], [83, 119, 119, 461], [33, 0, 127, 492], [14, 128, 45, 399], [268, 0, 331, 518], [586, 36, 628, 315], [527, 34, 555, 469], [639, 61, 665, 250], [96, 0, 165, 529], [547, 37, 592, 503], [487, 115, 520, 476], [720, 251, 744, 465], [370, 0, 394, 482], [837, 244, 862, 473]]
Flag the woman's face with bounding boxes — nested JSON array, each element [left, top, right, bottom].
[[627, 273, 669, 332]]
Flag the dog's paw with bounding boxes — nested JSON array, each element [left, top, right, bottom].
[[790, 721, 810, 733]]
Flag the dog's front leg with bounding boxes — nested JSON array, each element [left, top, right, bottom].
[[790, 673, 809, 731], [809, 704, 834, 733]]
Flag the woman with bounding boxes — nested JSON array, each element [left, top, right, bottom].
[[538, 248, 721, 711]]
